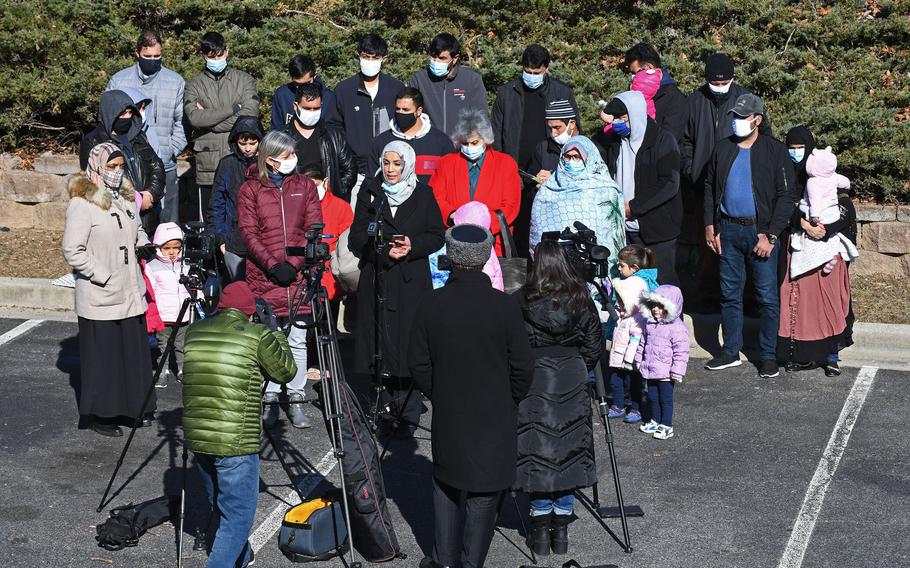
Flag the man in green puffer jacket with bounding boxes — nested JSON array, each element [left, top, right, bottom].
[[182, 281, 296, 568]]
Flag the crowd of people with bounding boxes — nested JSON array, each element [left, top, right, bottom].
[[60, 28, 860, 568]]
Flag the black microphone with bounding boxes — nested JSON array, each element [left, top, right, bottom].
[[573, 221, 593, 233], [367, 192, 387, 238]]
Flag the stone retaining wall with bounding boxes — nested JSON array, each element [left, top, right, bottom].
[[1, 152, 908, 276]]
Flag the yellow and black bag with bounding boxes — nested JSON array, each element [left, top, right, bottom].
[[278, 497, 349, 563]]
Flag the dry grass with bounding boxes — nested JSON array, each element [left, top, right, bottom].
[[851, 274, 910, 325]]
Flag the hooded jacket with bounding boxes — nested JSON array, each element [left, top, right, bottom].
[[107, 63, 187, 171], [804, 146, 849, 222], [601, 70, 662, 137], [79, 90, 166, 203], [491, 75, 581, 163], [367, 114, 455, 184], [597, 91, 682, 244], [608, 275, 648, 369], [280, 120, 357, 201], [318, 188, 354, 301], [785, 125, 816, 193], [634, 284, 689, 381], [270, 77, 335, 128], [211, 116, 265, 256], [184, 66, 259, 186], [408, 64, 489, 136], [653, 71, 688, 144], [183, 308, 296, 456], [145, 222, 191, 323], [237, 164, 324, 317], [117, 87, 160, 159]]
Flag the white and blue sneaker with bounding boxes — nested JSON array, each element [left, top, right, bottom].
[[639, 420, 659, 434], [653, 425, 674, 440]]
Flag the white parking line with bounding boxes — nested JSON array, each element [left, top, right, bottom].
[[249, 449, 337, 552], [0, 319, 43, 347], [777, 365, 878, 568]]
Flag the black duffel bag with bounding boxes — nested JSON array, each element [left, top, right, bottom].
[[95, 496, 174, 551], [495, 209, 528, 294]]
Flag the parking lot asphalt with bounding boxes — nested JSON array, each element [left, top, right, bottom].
[[0, 318, 907, 568]]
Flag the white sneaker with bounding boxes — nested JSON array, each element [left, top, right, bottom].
[[639, 420, 659, 434], [653, 425, 674, 440]]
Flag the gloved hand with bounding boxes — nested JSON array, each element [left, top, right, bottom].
[[253, 299, 280, 331], [269, 262, 297, 287], [135, 244, 158, 261]]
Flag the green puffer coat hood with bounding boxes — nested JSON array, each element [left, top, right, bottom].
[[182, 308, 297, 456]]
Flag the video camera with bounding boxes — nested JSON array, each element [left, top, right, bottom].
[[541, 221, 611, 283], [182, 221, 217, 263], [286, 223, 331, 267], [179, 221, 221, 312]]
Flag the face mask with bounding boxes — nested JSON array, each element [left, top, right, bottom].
[[296, 108, 321, 127], [139, 109, 147, 125], [382, 179, 408, 195], [612, 120, 631, 138], [563, 160, 584, 173], [138, 57, 162, 76], [112, 117, 132, 134], [429, 58, 450, 78], [101, 167, 124, 190], [315, 182, 328, 200], [789, 148, 805, 163], [552, 129, 572, 145], [360, 58, 382, 77], [461, 144, 485, 161], [522, 71, 544, 89], [395, 111, 418, 132], [708, 81, 732, 95], [274, 156, 298, 175], [732, 117, 757, 138], [205, 57, 227, 74]]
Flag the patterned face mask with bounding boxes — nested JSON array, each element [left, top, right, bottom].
[[100, 166, 124, 196]]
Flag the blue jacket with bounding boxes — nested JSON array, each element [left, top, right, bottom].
[[270, 77, 334, 129], [210, 116, 264, 255]]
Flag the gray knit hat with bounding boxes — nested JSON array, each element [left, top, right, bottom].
[[445, 224, 493, 269], [545, 99, 576, 121]]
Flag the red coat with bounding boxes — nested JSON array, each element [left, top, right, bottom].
[[238, 164, 323, 317], [429, 148, 521, 256], [319, 190, 354, 301], [142, 260, 165, 333]]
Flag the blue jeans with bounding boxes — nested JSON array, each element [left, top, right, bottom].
[[196, 453, 259, 568], [609, 369, 642, 411], [718, 219, 780, 360], [647, 380, 675, 427], [530, 491, 574, 516]]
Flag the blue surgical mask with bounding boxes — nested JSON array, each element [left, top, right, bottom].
[[612, 120, 631, 138], [522, 71, 544, 90], [789, 148, 805, 163], [461, 144, 485, 161], [205, 57, 227, 74], [382, 179, 408, 195], [563, 160, 584, 173], [429, 58, 450, 78]]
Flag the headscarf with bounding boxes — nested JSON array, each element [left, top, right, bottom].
[[542, 136, 615, 193], [86, 142, 126, 199], [785, 125, 816, 188], [613, 90, 647, 232], [378, 140, 418, 207]]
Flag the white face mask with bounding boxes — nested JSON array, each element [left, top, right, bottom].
[[360, 58, 382, 77], [139, 109, 147, 125], [315, 182, 328, 200], [708, 81, 732, 95], [732, 117, 757, 138], [552, 128, 572, 145], [296, 107, 321, 127], [274, 155, 298, 175]]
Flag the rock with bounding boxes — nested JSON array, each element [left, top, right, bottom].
[[858, 221, 910, 254], [898, 206, 910, 223], [34, 201, 68, 231], [0, 200, 36, 229], [33, 152, 81, 175], [0, 170, 69, 203], [0, 153, 22, 170], [854, 203, 897, 222], [850, 250, 905, 277]]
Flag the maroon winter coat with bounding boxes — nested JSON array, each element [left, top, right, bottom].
[[238, 164, 323, 316]]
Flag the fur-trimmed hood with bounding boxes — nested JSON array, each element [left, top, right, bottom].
[[67, 173, 136, 211], [611, 274, 648, 315], [641, 284, 684, 323]]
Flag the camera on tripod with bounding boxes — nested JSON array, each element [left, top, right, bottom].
[[182, 221, 217, 262], [178, 222, 221, 312], [541, 221, 611, 283], [286, 223, 331, 267]]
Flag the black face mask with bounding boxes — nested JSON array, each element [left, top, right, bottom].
[[112, 117, 133, 134], [137, 57, 162, 76], [395, 111, 418, 132]]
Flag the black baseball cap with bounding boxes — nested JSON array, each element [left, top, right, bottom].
[[728, 93, 765, 117]]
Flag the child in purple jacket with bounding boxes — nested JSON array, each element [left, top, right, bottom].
[[635, 285, 689, 440]]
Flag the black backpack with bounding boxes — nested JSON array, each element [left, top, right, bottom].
[[95, 496, 174, 551]]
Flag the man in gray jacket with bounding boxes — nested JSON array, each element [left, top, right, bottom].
[[107, 30, 187, 224], [184, 31, 258, 222], [408, 33, 488, 137]]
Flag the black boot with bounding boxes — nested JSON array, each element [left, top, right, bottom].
[[526, 513, 551, 557], [550, 514, 572, 555]]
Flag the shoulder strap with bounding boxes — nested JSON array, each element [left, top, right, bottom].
[[495, 209, 516, 259]]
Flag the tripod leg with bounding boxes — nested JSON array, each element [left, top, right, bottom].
[[97, 297, 192, 512], [177, 439, 188, 568]]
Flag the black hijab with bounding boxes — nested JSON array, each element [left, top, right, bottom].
[[785, 125, 816, 189]]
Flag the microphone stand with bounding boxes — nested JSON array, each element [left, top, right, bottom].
[[366, 193, 391, 429]]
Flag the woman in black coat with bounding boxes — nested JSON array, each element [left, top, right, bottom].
[[516, 240, 603, 557], [349, 141, 445, 436]]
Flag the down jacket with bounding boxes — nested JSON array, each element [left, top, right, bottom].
[[608, 275, 649, 369], [237, 165, 324, 317], [145, 223, 190, 323], [182, 308, 297, 456], [635, 285, 689, 381], [514, 294, 602, 494]]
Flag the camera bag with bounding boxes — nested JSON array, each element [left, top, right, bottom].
[[95, 496, 173, 551], [495, 209, 529, 294], [278, 497, 349, 562]]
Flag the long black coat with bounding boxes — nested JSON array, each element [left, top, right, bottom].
[[349, 178, 445, 377], [514, 294, 602, 493], [409, 271, 535, 492]]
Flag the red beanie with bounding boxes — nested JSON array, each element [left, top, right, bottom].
[[218, 281, 257, 316]]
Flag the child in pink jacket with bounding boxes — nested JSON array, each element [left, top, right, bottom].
[[602, 68, 662, 135], [800, 146, 852, 273], [607, 275, 648, 423], [635, 285, 689, 440], [146, 222, 190, 386], [430, 201, 505, 291]]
